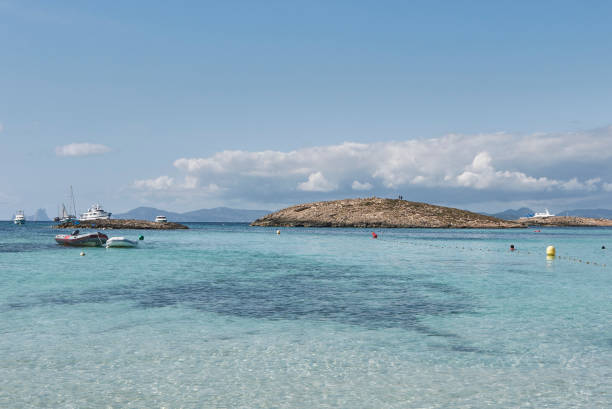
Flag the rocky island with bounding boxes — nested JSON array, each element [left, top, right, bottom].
[[251, 197, 523, 228], [55, 219, 189, 230]]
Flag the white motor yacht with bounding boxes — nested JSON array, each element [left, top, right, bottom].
[[14, 210, 26, 224], [532, 209, 555, 218], [80, 204, 112, 221], [155, 215, 167, 223]]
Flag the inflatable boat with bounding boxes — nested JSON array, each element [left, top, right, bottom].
[[105, 237, 139, 248], [55, 230, 108, 247]]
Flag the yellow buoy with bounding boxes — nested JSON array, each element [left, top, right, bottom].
[[546, 245, 555, 257]]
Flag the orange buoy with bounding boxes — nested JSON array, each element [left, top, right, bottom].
[[372, 232, 378, 239]]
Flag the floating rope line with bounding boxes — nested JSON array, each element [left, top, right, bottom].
[[374, 236, 608, 268]]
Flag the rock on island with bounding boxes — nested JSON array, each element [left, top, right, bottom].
[[251, 197, 522, 228], [55, 219, 188, 230]]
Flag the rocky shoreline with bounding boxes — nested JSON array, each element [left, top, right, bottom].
[[516, 216, 612, 227], [251, 198, 523, 228], [55, 219, 189, 230]]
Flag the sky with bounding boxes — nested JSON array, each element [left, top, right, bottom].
[[1, 0, 612, 218]]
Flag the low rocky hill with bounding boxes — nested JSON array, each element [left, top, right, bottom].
[[251, 198, 522, 228]]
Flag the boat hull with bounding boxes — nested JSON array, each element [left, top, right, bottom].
[[106, 237, 138, 248], [55, 232, 108, 247]]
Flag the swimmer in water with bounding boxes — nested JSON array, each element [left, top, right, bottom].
[[510, 244, 515, 251]]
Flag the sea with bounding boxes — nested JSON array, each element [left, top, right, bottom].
[[0, 221, 610, 408]]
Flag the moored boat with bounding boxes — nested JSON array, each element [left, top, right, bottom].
[[531, 209, 555, 218], [106, 237, 139, 248], [80, 204, 112, 221], [14, 210, 26, 225], [155, 215, 167, 223], [59, 204, 77, 223], [55, 230, 108, 246]]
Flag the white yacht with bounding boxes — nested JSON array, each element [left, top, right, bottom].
[[13, 210, 26, 224], [80, 204, 112, 221], [155, 215, 167, 223], [532, 209, 555, 218]]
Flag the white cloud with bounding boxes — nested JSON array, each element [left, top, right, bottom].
[[132, 127, 612, 208], [55, 143, 111, 157], [352, 180, 373, 190], [133, 176, 174, 190], [297, 172, 337, 192], [170, 131, 612, 192], [182, 175, 199, 189], [456, 152, 558, 190], [560, 177, 602, 191]]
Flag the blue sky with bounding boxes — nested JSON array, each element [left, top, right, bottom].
[[2, 0, 612, 218]]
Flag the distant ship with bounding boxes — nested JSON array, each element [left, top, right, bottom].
[[531, 209, 555, 218], [13, 210, 26, 225], [155, 215, 168, 223], [80, 204, 112, 221]]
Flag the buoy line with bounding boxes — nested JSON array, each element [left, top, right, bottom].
[[374, 236, 608, 268]]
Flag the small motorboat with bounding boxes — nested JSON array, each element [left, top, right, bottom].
[[55, 230, 108, 247], [14, 210, 26, 225], [106, 236, 140, 248]]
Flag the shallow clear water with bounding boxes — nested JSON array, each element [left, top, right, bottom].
[[1, 222, 611, 408]]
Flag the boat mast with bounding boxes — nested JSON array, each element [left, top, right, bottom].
[[70, 186, 77, 217]]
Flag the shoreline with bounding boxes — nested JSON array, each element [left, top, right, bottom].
[[54, 219, 189, 230], [515, 216, 612, 227]]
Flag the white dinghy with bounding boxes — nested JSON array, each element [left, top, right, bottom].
[[106, 236, 141, 248]]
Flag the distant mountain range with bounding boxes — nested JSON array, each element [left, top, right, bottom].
[[486, 208, 612, 220], [559, 208, 612, 219], [486, 207, 534, 220], [113, 206, 272, 222], [10, 205, 612, 222]]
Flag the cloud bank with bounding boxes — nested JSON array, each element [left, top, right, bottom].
[[131, 127, 612, 209], [55, 143, 111, 157]]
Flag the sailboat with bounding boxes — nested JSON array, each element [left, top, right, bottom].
[[59, 203, 77, 223], [57, 186, 78, 223]]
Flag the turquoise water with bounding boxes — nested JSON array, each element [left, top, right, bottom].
[[1, 222, 611, 408]]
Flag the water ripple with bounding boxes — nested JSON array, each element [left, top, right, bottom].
[[3, 259, 476, 341]]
